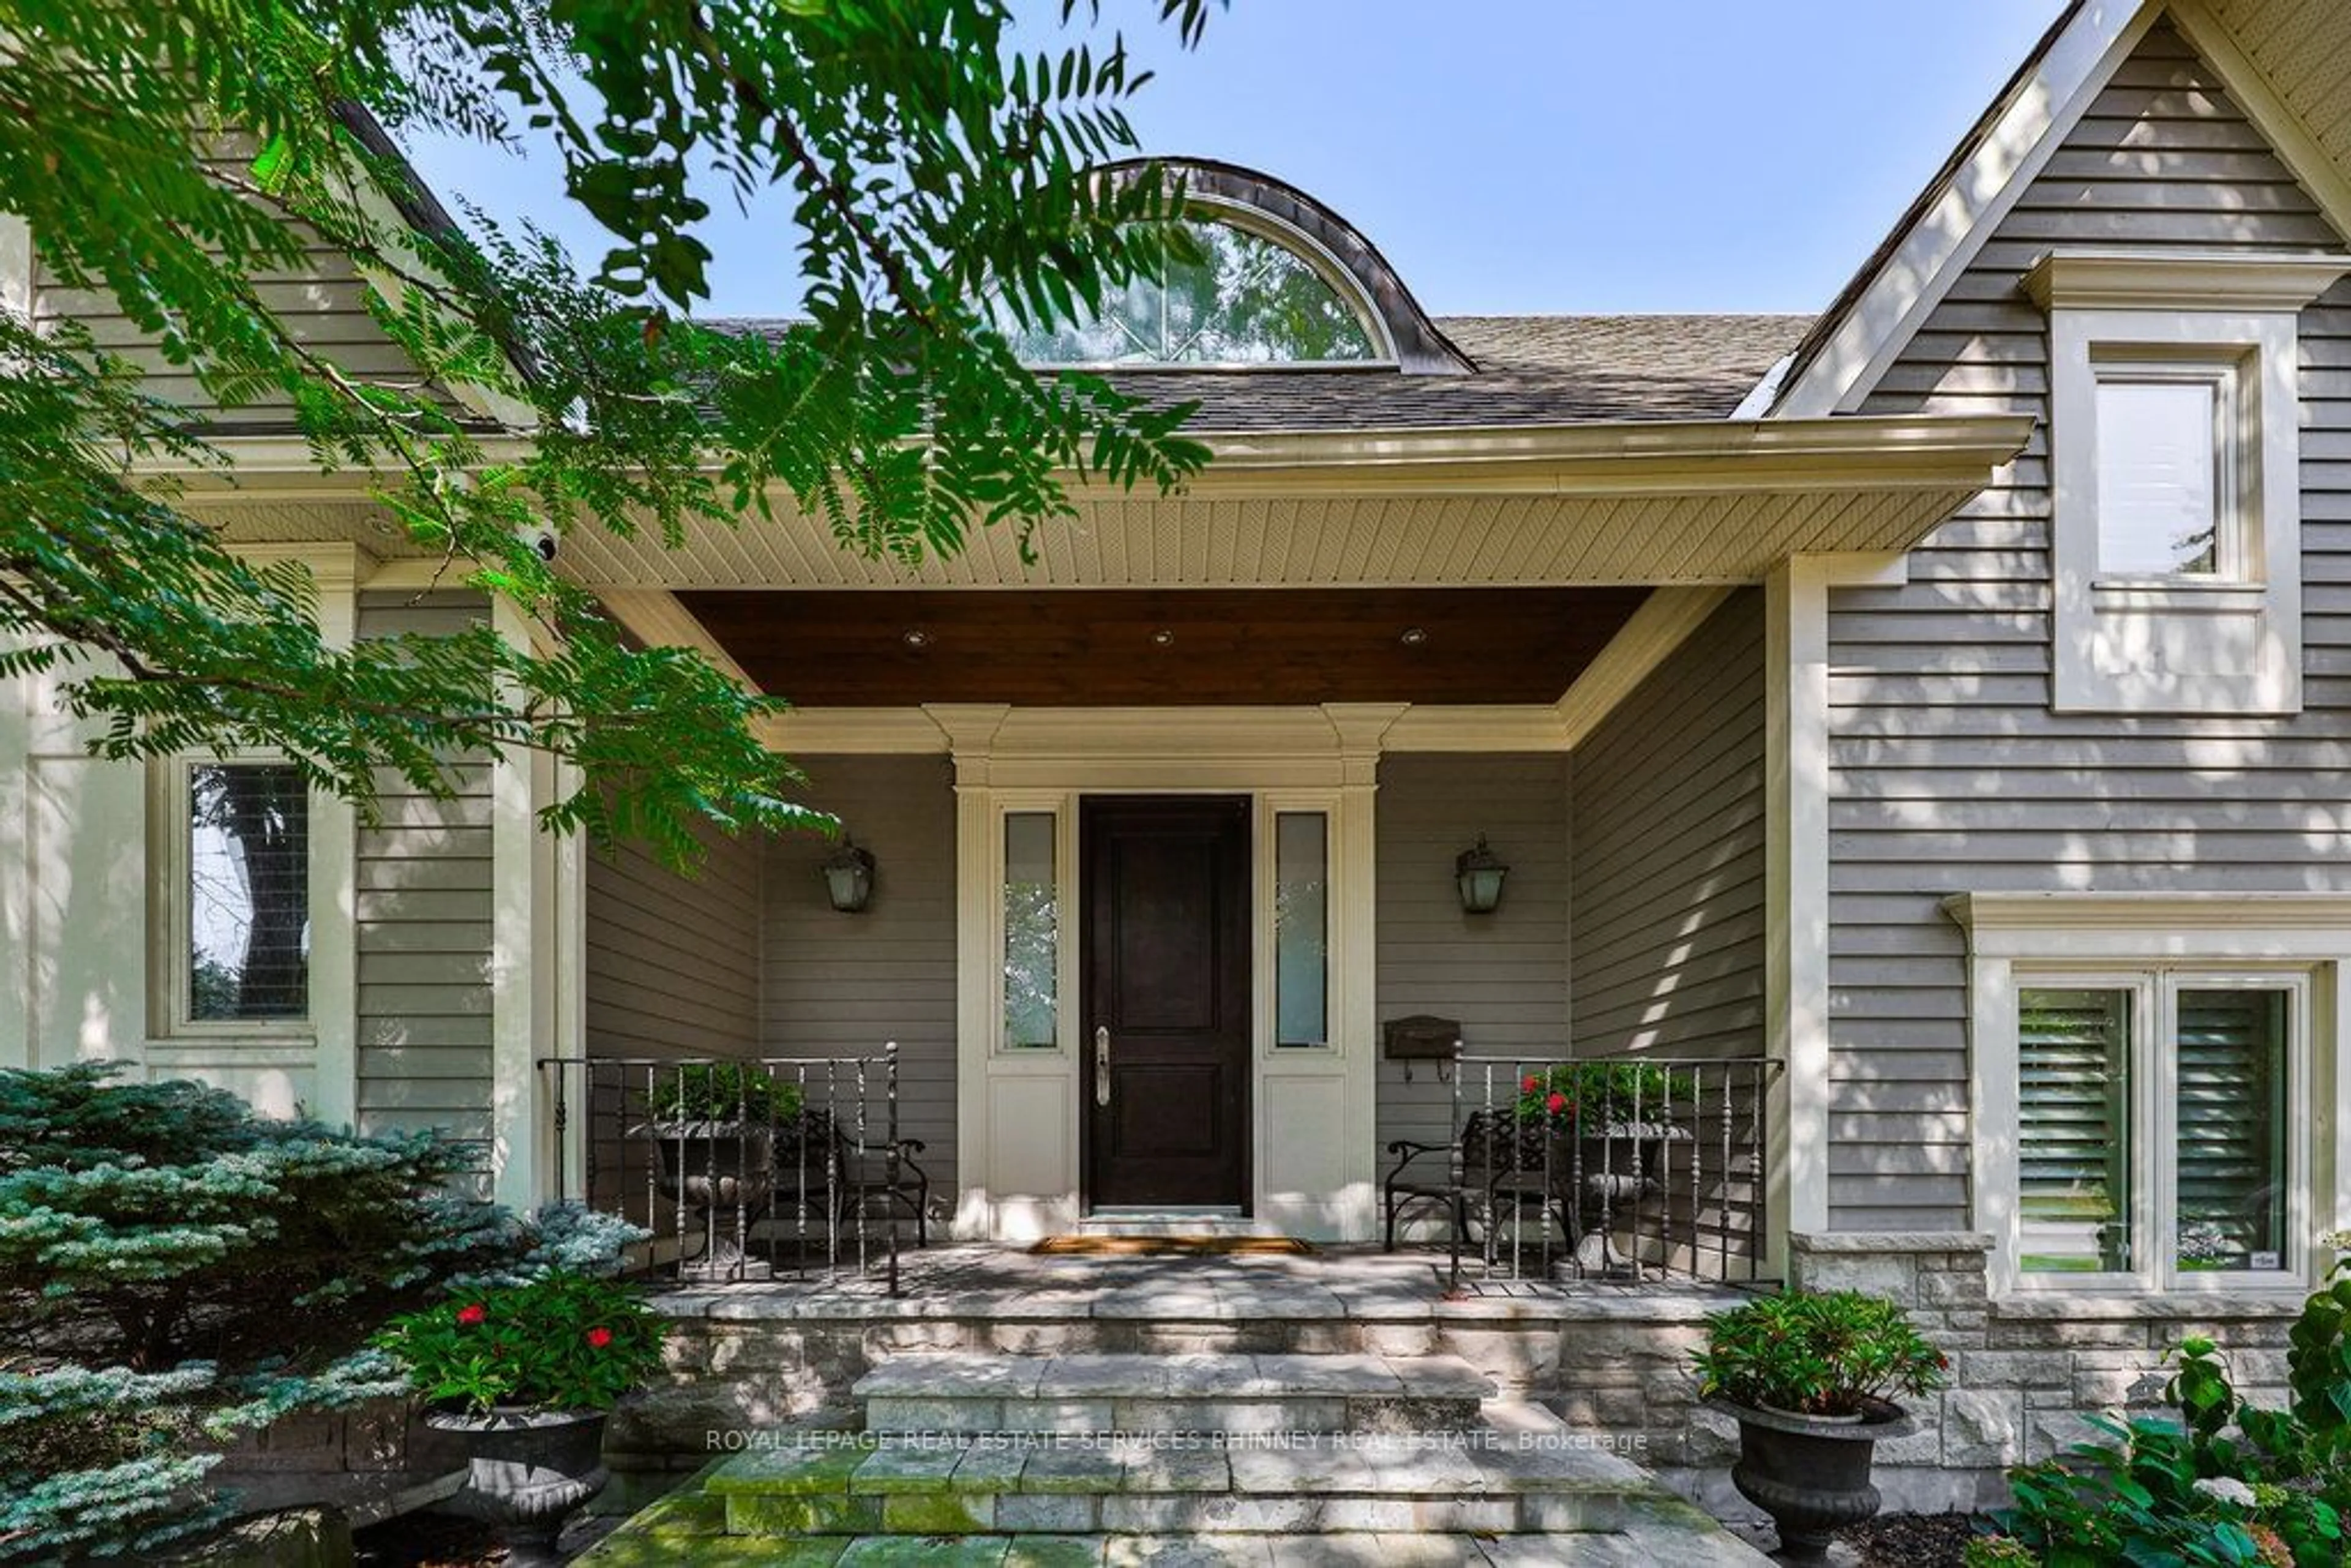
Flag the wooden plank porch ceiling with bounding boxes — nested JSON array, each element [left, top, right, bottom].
[[680, 587, 1654, 706]]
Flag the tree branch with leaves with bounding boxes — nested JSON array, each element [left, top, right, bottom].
[[0, 0, 1218, 866]]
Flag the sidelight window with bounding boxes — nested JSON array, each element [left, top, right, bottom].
[[1274, 811, 1329, 1048], [1001, 811, 1060, 1049]]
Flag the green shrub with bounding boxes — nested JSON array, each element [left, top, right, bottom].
[[646, 1060, 804, 1125], [0, 1064, 635, 1562], [1961, 1539, 2041, 1568], [373, 1270, 667, 1415], [1690, 1289, 1948, 1418], [1989, 1264, 2351, 1567]]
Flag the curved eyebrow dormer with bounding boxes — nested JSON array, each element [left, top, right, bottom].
[[1000, 158, 1475, 375]]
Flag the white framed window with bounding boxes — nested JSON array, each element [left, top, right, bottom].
[[2012, 970, 2302, 1291], [2028, 250, 2350, 716], [152, 757, 313, 1036], [2091, 360, 2240, 582], [1948, 891, 2348, 1299]]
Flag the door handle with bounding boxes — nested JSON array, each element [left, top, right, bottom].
[[1094, 1026, 1111, 1108]]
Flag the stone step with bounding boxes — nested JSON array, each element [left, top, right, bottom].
[[855, 1352, 1493, 1436], [703, 1407, 1712, 1539], [581, 1524, 1768, 1567]]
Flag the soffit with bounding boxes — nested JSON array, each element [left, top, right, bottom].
[[682, 586, 1652, 707]]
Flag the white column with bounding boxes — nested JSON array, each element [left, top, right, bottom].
[[304, 553, 361, 1130], [1325, 704, 1400, 1242], [488, 596, 554, 1209], [0, 631, 32, 1070], [26, 653, 146, 1073], [1768, 552, 1907, 1253]]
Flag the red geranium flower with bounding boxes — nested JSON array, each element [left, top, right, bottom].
[[1521, 1075, 1540, 1093], [456, 1304, 486, 1326], [585, 1327, 614, 1349], [1545, 1092, 1567, 1115]]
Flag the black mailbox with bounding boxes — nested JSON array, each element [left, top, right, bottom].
[[1382, 1015, 1462, 1083]]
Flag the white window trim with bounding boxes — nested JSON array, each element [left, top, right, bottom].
[[2031, 250, 2351, 717], [2085, 356, 2244, 589], [146, 752, 318, 1043], [137, 544, 361, 1122], [1948, 891, 2350, 1300]]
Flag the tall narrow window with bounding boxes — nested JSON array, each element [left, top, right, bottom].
[[2175, 987, 2290, 1274], [187, 762, 310, 1022], [2017, 988, 2133, 1275], [1001, 812, 1059, 1049], [1274, 812, 1329, 1048]]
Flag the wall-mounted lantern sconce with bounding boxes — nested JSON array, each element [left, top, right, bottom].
[[822, 837, 876, 913], [1455, 834, 1509, 915]]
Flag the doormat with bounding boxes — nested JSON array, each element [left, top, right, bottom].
[[1029, 1235, 1316, 1257]]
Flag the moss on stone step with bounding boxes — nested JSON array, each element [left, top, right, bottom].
[[725, 1491, 885, 1535]]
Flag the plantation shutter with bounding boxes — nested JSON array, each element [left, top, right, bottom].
[[2017, 988, 2132, 1274], [2173, 988, 2288, 1271]]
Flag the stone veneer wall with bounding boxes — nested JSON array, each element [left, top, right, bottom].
[[1775, 1233, 2303, 1514], [1545, 1232, 2306, 1522]]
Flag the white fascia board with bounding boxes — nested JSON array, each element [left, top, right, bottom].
[[1774, 0, 2159, 419], [1729, 354, 1795, 421], [159, 413, 2034, 505]]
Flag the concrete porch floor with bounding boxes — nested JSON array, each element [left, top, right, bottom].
[[648, 1242, 1759, 1326]]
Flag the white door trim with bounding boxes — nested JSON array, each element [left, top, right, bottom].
[[948, 706, 1392, 1242]]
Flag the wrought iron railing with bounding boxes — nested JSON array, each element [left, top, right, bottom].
[[536, 1048, 920, 1296], [1392, 1051, 1782, 1291]]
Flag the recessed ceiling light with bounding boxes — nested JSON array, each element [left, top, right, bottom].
[[1150, 628, 1176, 648], [1399, 626, 1429, 647], [901, 629, 932, 650]]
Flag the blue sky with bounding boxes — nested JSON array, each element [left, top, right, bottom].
[[400, 1, 2070, 320]]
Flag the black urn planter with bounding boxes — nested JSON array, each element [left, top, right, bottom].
[[427, 1408, 609, 1564], [1708, 1397, 1913, 1562], [641, 1120, 776, 1281]]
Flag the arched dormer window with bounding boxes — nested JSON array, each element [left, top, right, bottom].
[[1003, 212, 1386, 366], [998, 160, 1473, 375]]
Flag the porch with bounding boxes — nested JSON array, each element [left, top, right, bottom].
[[560, 586, 1791, 1269]]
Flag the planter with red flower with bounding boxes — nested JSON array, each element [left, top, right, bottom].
[[373, 1269, 668, 1556], [1509, 1059, 1696, 1275]]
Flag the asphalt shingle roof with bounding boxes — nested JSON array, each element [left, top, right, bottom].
[[710, 312, 1813, 432], [1125, 313, 1812, 430]]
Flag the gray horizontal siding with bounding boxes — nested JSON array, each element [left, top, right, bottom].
[[1374, 754, 1572, 1152], [1835, 18, 2351, 1232], [351, 593, 493, 1153], [34, 233, 460, 422], [760, 756, 958, 1197], [1570, 590, 1766, 1063], [585, 826, 762, 1065]]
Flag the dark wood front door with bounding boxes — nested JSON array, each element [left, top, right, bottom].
[[1081, 796, 1251, 1210]]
